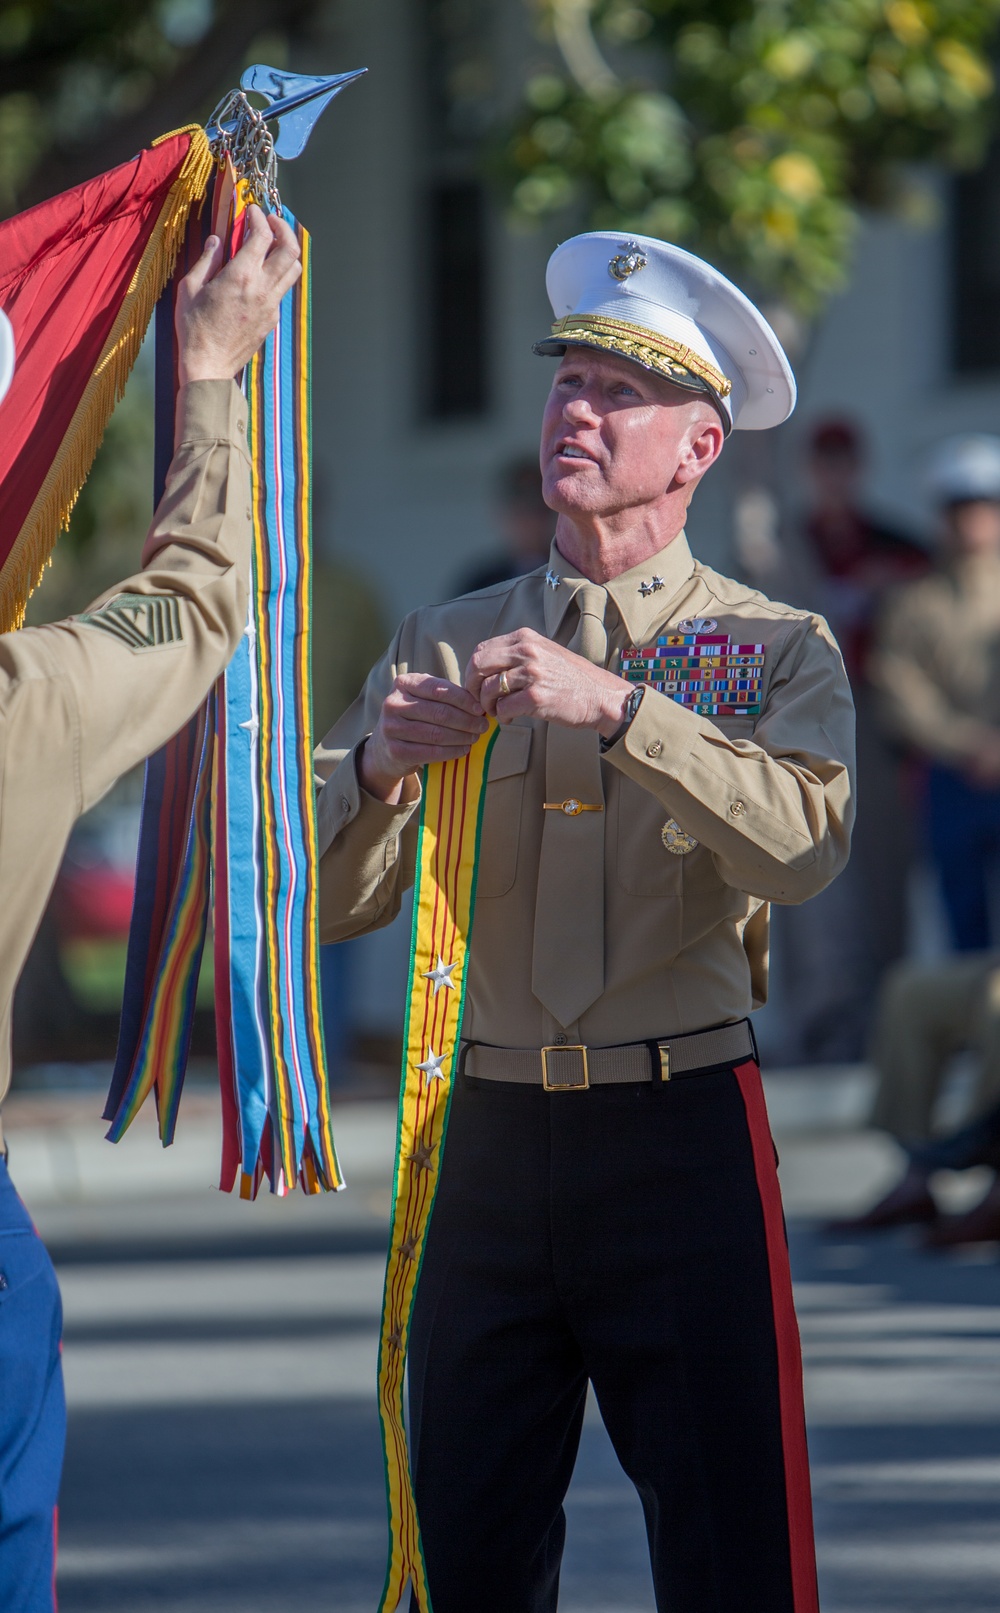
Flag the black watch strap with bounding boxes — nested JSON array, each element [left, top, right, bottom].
[[600, 685, 644, 752]]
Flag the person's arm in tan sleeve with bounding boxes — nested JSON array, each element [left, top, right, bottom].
[[315, 624, 423, 942], [2, 380, 252, 812], [869, 593, 991, 766], [605, 613, 855, 904]]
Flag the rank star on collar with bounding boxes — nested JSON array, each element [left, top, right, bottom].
[[422, 955, 457, 995], [639, 576, 665, 598]]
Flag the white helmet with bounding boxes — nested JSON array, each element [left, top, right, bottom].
[[925, 434, 1000, 506]]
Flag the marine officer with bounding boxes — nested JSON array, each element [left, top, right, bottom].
[[0, 204, 301, 1613], [316, 233, 855, 1613]]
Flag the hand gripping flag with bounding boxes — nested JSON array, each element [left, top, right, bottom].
[[0, 126, 212, 630], [104, 168, 342, 1198]]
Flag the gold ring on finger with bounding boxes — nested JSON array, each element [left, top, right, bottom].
[[498, 670, 511, 698]]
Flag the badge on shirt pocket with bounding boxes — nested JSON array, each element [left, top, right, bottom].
[[661, 819, 698, 855]]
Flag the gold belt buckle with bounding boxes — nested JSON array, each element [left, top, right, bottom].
[[542, 798, 604, 816], [541, 1045, 590, 1091]]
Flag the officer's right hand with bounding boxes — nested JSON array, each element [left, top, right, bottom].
[[358, 674, 488, 804], [175, 204, 302, 386]]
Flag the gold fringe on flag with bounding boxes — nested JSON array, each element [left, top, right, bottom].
[[0, 124, 215, 634]]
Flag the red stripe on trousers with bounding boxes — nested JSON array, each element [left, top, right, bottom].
[[733, 1058, 819, 1613]]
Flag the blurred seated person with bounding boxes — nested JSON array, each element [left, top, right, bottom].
[[871, 436, 1000, 951], [835, 952, 1000, 1231], [912, 1089, 1000, 1246], [452, 456, 554, 596]]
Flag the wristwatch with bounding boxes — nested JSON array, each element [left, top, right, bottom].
[[600, 685, 644, 752]]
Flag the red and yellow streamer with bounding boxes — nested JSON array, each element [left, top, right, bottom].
[[376, 721, 498, 1613]]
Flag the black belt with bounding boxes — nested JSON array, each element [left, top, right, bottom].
[[462, 1019, 756, 1092]]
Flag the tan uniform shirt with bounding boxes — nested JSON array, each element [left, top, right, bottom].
[[0, 379, 251, 1138], [870, 556, 1000, 767], [316, 532, 855, 1050]]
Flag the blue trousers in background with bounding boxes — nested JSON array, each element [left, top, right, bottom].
[[927, 765, 1000, 951], [0, 1158, 64, 1612]]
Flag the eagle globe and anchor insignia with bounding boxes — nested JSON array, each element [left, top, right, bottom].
[[609, 240, 648, 281]]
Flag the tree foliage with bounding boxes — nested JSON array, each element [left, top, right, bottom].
[[500, 0, 1000, 309]]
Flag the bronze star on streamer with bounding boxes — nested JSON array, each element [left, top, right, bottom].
[[408, 1141, 435, 1173]]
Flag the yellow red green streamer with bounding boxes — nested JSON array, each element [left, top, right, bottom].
[[376, 721, 498, 1613]]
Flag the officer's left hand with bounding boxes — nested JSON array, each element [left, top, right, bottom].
[[466, 628, 631, 739]]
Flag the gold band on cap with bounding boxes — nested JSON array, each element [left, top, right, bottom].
[[549, 313, 733, 399]]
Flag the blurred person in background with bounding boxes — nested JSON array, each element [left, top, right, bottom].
[[871, 435, 1000, 952], [768, 418, 928, 1061], [451, 455, 554, 597], [834, 951, 1000, 1232], [802, 418, 929, 679], [0, 208, 300, 1613]]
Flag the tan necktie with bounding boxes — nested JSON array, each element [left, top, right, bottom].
[[531, 583, 608, 1028]]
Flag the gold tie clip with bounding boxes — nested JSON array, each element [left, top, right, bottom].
[[543, 798, 604, 816]]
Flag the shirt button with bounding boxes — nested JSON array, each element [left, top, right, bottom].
[[555, 1034, 568, 1045], [646, 739, 663, 758], [237, 419, 246, 433], [730, 800, 746, 817], [245, 506, 252, 520], [340, 796, 350, 813]]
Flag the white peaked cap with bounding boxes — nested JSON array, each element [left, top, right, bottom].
[[0, 310, 14, 407], [534, 232, 796, 433], [925, 434, 1000, 505]]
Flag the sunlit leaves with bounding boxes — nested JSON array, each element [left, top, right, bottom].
[[499, 0, 1000, 309]]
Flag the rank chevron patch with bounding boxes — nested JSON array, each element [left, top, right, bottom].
[[80, 591, 183, 651]]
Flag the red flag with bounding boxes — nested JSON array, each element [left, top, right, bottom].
[[0, 125, 213, 631]]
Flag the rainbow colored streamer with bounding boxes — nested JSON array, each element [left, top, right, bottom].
[[106, 163, 340, 1195]]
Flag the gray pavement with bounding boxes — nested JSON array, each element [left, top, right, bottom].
[[6, 1070, 1000, 1611]]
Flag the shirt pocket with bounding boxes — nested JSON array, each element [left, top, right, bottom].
[[614, 770, 687, 898], [478, 723, 533, 899]]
